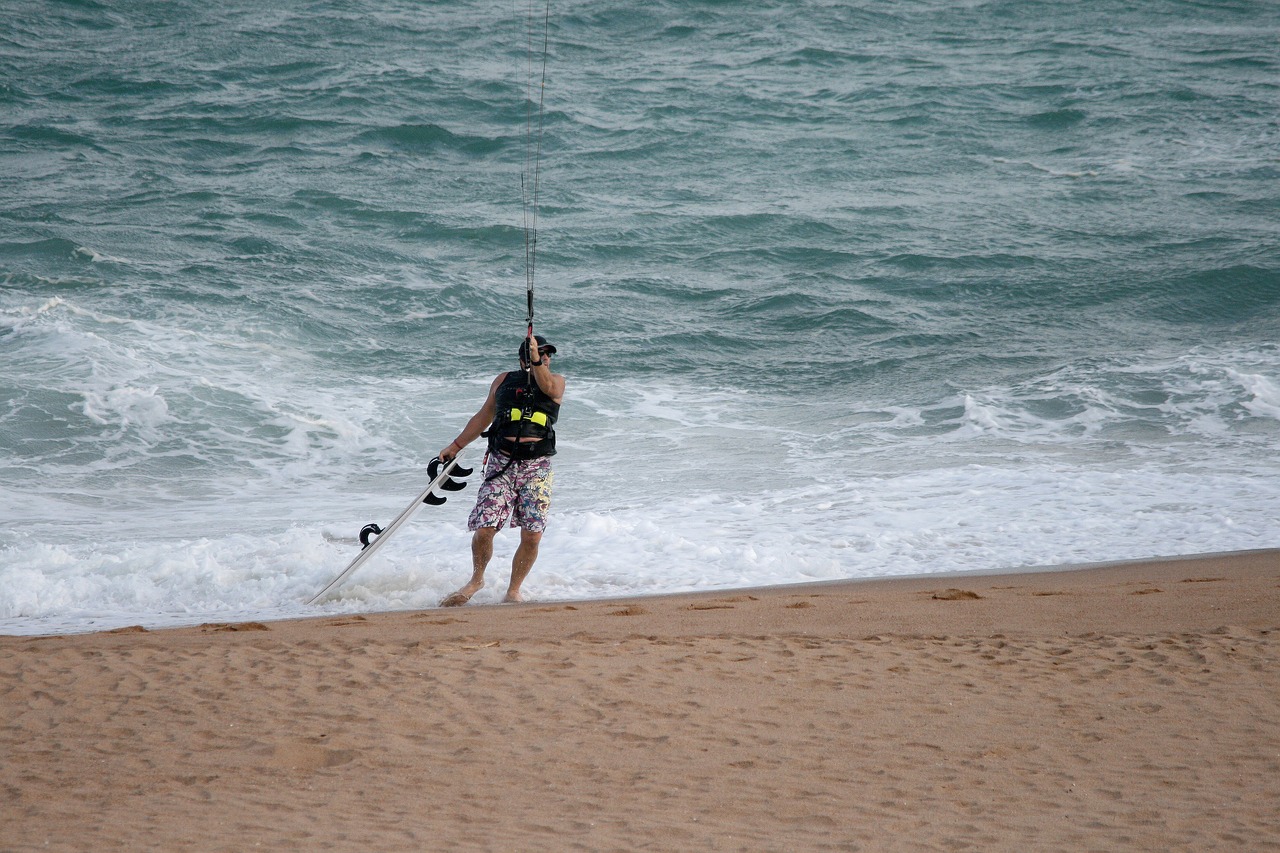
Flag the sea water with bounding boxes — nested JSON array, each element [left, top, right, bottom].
[[3, 0, 1278, 634]]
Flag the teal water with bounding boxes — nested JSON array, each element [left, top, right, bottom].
[[3, 0, 1279, 633]]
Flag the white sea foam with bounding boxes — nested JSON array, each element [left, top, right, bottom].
[[3, 446, 1279, 635], [78, 385, 171, 433], [73, 245, 130, 265]]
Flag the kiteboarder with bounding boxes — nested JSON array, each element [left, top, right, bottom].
[[438, 331, 564, 605]]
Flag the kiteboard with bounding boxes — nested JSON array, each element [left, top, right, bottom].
[[308, 455, 473, 604]]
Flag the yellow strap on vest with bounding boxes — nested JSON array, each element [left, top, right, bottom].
[[509, 408, 549, 427]]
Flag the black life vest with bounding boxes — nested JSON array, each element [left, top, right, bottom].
[[487, 370, 560, 460]]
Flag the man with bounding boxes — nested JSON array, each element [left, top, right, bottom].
[[438, 332, 565, 606]]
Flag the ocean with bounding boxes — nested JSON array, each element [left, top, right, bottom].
[[3, 0, 1278, 635]]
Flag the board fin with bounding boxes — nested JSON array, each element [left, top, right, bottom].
[[427, 457, 473, 498]]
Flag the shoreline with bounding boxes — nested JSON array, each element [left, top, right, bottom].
[[4, 548, 1278, 851], [6, 546, 1278, 640], [257, 546, 1280, 641]]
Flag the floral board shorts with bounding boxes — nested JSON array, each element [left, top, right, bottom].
[[467, 452, 555, 533]]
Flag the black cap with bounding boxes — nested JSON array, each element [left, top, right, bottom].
[[519, 334, 557, 362]]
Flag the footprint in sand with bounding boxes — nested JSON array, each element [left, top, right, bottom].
[[269, 741, 357, 771], [931, 589, 983, 601], [324, 615, 369, 628]]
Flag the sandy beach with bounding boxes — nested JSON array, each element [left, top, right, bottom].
[[3, 549, 1278, 852]]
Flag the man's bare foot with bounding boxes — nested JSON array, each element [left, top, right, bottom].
[[502, 591, 524, 604], [440, 582, 483, 607]]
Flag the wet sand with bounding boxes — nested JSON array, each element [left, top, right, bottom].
[[3, 549, 1278, 851]]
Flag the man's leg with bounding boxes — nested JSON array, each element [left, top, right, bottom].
[[505, 458, 552, 603], [441, 526, 498, 606], [504, 528, 543, 603]]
